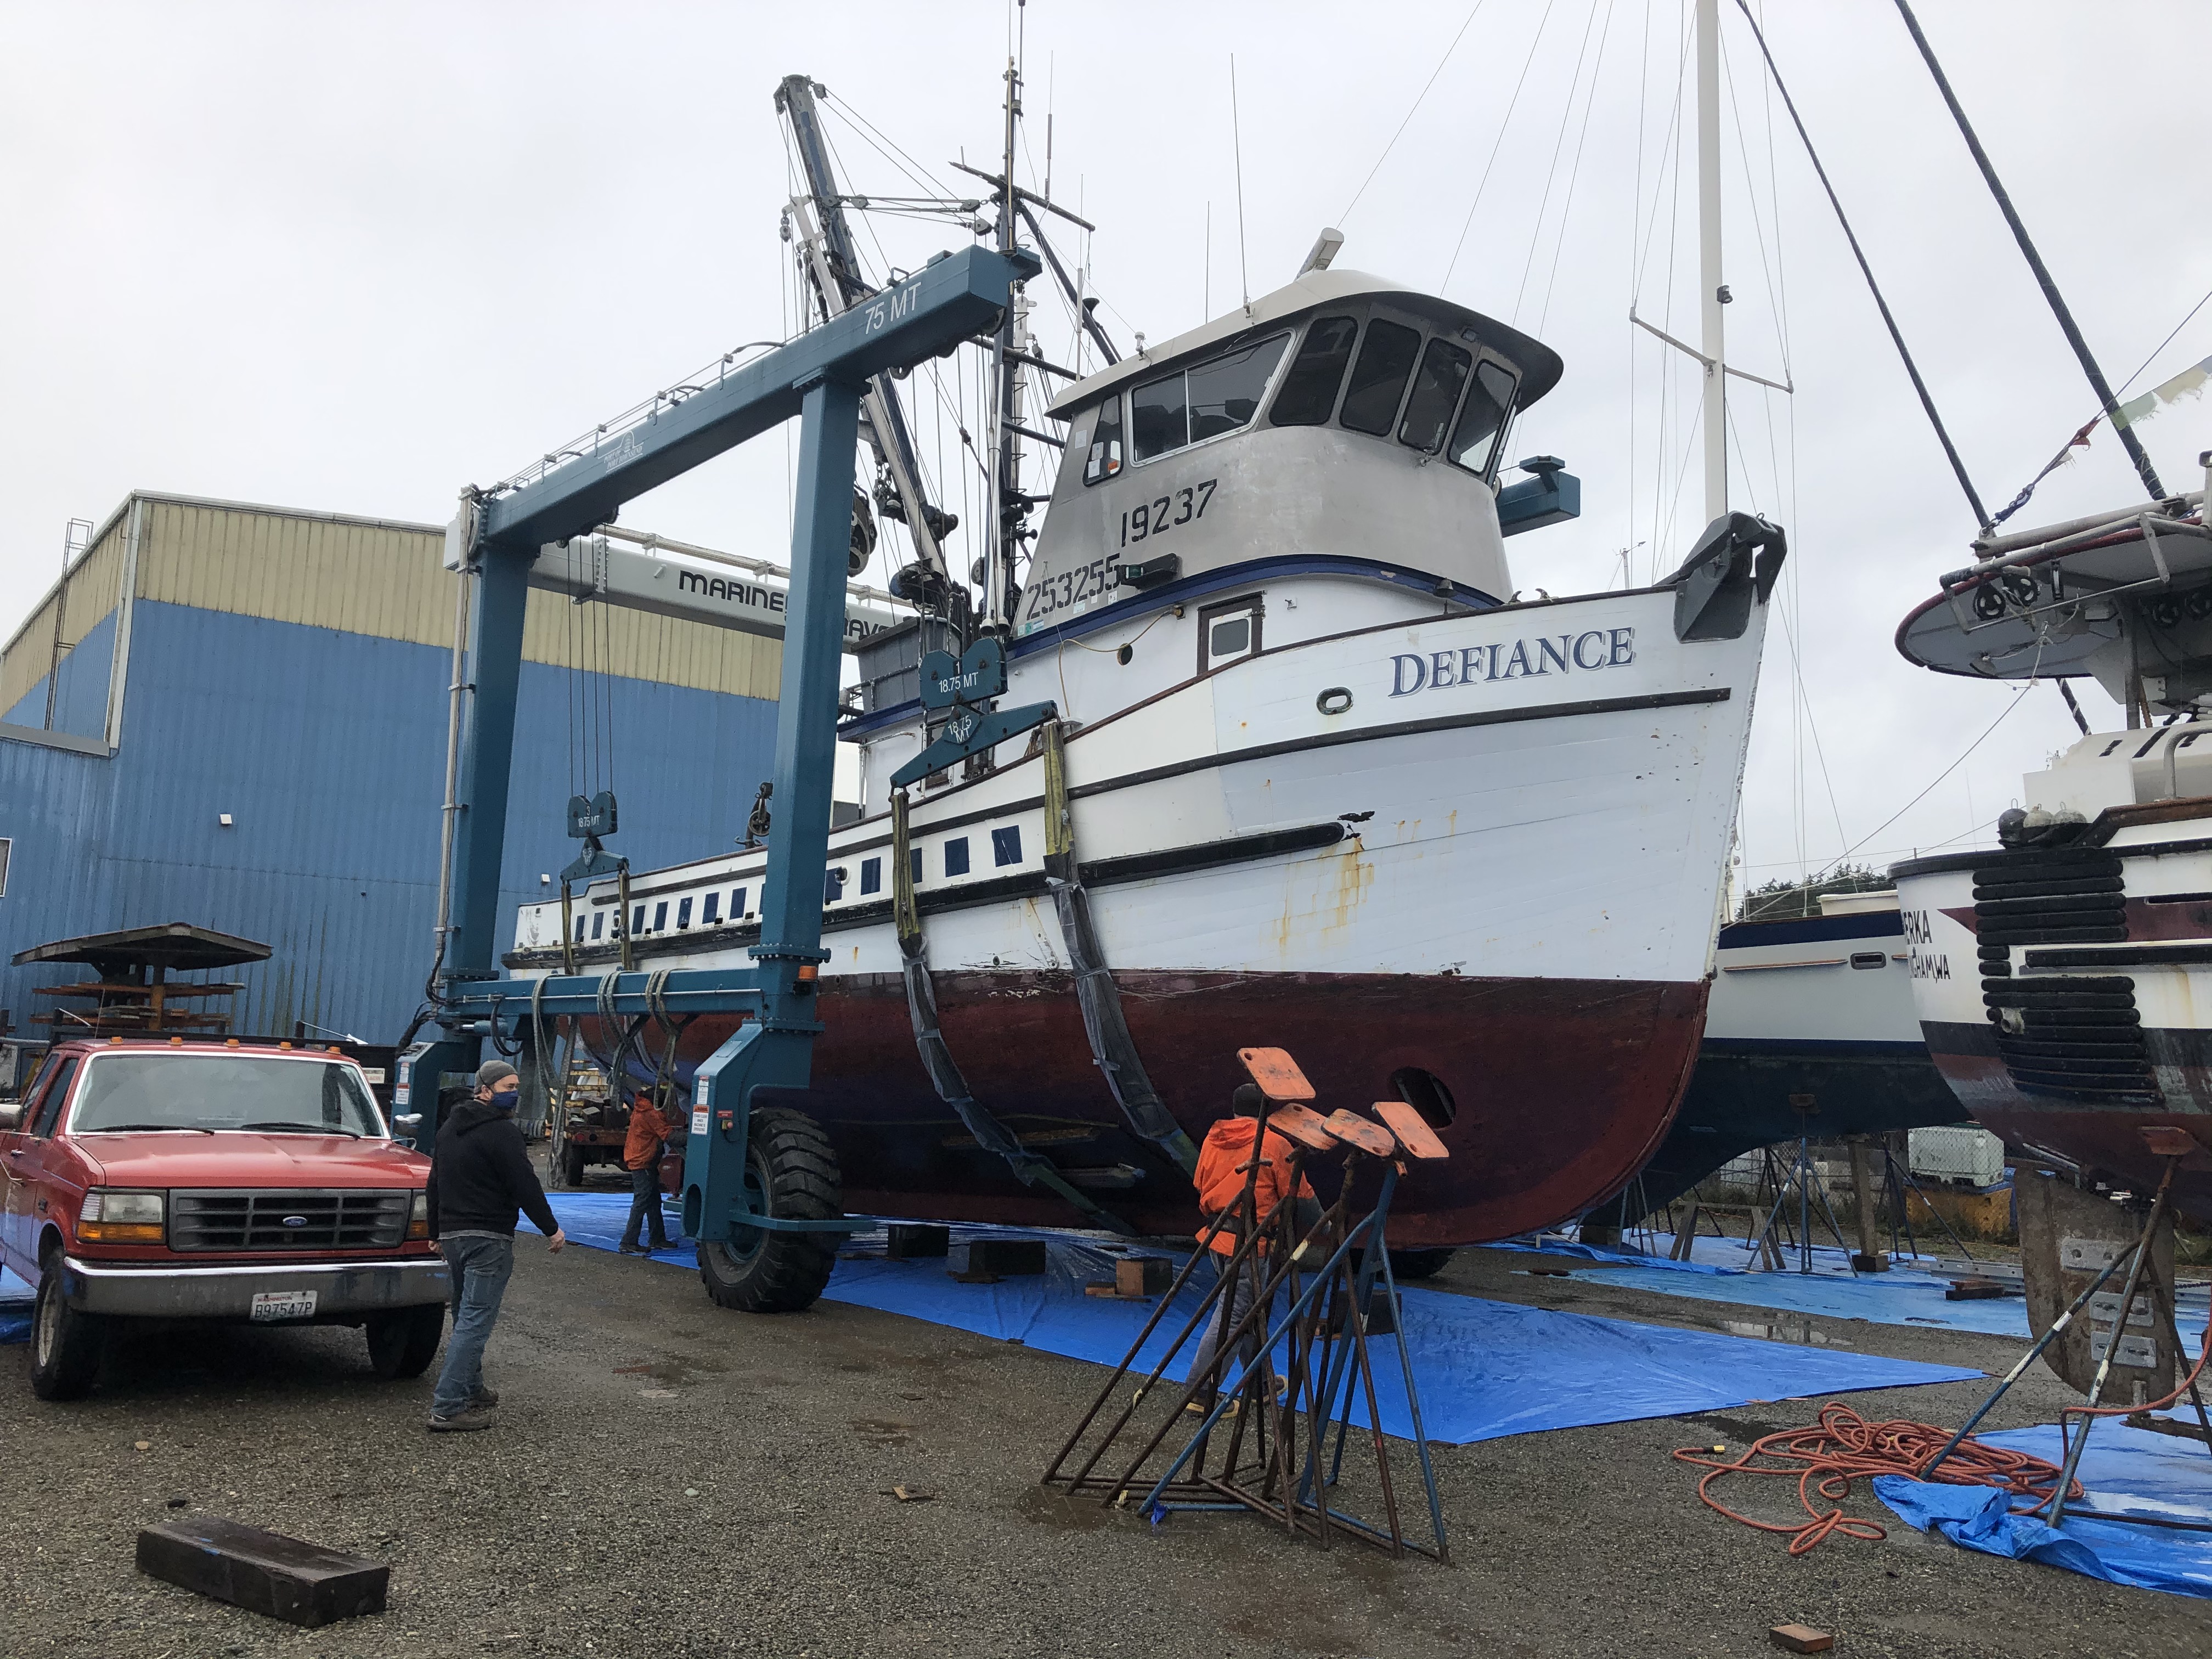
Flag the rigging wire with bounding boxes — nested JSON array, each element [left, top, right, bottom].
[[1532, 0, 1620, 337], [1511, 0, 1607, 329], [1818, 677, 2038, 880], [1728, 0, 1989, 529], [1440, 0, 1562, 294], [1338, 0, 1493, 225]]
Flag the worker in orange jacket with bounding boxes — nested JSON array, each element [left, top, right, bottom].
[[1186, 1083, 1316, 1408], [617, 1088, 679, 1255]]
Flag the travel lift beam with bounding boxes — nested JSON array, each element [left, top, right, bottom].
[[424, 242, 1040, 1252]]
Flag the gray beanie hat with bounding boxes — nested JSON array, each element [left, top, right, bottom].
[[476, 1059, 519, 1090]]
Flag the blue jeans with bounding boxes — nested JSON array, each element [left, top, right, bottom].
[[620, 1164, 670, 1250], [431, 1234, 514, 1417], [1188, 1255, 1272, 1393]]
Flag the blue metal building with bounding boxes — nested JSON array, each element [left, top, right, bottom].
[[0, 492, 783, 1045]]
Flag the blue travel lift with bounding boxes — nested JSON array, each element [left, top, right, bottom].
[[399, 242, 1041, 1307]]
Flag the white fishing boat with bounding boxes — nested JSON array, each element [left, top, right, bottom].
[[501, 51, 1788, 1251]]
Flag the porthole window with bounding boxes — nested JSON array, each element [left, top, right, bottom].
[[1390, 1066, 1457, 1130]]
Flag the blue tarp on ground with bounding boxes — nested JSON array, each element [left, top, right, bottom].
[[543, 1194, 1982, 1445], [1876, 1424, 2212, 1599], [0, 1268, 31, 1346]]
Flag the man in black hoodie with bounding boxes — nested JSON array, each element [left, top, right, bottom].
[[424, 1059, 566, 1431]]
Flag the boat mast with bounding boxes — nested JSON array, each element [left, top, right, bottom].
[[984, 54, 1029, 634], [1695, 0, 1727, 522], [775, 75, 958, 605]]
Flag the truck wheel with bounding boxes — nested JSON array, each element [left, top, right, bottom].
[[30, 1251, 105, 1401], [1386, 1247, 1456, 1282], [561, 1143, 588, 1188], [365, 1304, 445, 1380], [696, 1107, 841, 1314]]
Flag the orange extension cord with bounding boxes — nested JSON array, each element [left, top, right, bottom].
[[1678, 1299, 2212, 1555], [1672, 1403, 2079, 1556]]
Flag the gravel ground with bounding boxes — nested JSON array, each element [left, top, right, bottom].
[[2, 1234, 2205, 1659]]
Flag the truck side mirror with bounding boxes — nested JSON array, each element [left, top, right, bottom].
[[0, 1104, 21, 1131]]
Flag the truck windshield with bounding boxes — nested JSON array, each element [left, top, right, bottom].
[[69, 1055, 387, 1137]]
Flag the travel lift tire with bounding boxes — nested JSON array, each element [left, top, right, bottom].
[[561, 1142, 589, 1188], [30, 1247, 107, 1401], [365, 1302, 446, 1380], [696, 1107, 843, 1314]]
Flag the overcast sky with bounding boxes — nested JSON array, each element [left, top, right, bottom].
[[4, 1, 2208, 890]]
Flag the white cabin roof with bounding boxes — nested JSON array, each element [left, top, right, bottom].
[[1046, 268, 1564, 419]]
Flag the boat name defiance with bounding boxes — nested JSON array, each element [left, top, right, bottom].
[[1389, 627, 1637, 698]]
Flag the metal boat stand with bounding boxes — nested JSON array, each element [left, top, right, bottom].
[[1920, 1128, 2212, 1534], [1040, 1047, 1451, 1561]]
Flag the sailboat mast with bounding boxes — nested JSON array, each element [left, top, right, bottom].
[[1696, 0, 1727, 523]]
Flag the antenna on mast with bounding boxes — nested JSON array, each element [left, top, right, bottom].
[[1231, 54, 1251, 314]]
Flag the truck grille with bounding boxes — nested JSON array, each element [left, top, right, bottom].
[[1974, 850, 2156, 1104], [168, 1189, 411, 1252]]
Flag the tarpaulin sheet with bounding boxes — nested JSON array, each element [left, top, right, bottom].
[[0, 1268, 30, 1346], [1876, 1423, 2212, 1599], [544, 1195, 1981, 1444]]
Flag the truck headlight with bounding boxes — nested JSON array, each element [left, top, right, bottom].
[[81, 1189, 166, 1244], [408, 1189, 429, 1240]]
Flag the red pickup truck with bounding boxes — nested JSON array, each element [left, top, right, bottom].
[[1, 1037, 448, 1400]]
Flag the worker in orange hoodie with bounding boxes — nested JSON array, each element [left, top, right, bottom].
[[617, 1087, 680, 1255], [1185, 1083, 1317, 1408]]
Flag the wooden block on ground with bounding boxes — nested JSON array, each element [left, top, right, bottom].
[[1769, 1624, 1833, 1654], [949, 1239, 1046, 1278], [1946, 1277, 2009, 1300], [1850, 1252, 1888, 1273], [1116, 1257, 1173, 1297], [886, 1223, 950, 1259], [137, 1516, 387, 1628]]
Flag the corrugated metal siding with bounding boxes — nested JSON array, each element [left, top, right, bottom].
[[132, 497, 783, 698], [3, 610, 116, 736], [0, 517, 128, 719], [0, 599, 777, 1043]]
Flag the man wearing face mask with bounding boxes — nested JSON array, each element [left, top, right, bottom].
[[423, 1059, 567, 1432]]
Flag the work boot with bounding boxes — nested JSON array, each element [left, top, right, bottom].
[[426, 1406, 496, 1433], [470, 1386, 500, 1408], [618, 1242, 650, 1256]]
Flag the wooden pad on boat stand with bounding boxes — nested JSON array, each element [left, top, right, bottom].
[[1372, 1099, 1451, 1161], [1239, 1046, 1315, 1103], [1263, 1101, 1338, 1153], [1320, 1109, 1397, 1159]]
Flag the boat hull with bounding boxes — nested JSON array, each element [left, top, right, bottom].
[[1894, 836, 2212, 1225], [607, 967, 1707, 1245], [1617, 907, 1961, 1222]]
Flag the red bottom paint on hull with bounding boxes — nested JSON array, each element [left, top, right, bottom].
[[620, 969, 1708, 1247], [1924, 1048, 2212, 1227]]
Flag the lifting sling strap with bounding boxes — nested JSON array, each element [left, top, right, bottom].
[[1040, 720, 1200, 1176], [890, 787, 1136, 1234]]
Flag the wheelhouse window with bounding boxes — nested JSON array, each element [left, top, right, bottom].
[[1269, 317, 1359, 426], [1338, 319, 1421, 436], [1450, 359, 1520, 478], [1400, 337, 1473, 453], [1083, 396, 1125, 485], [1199, 594, 1263, 675], [702, 890, 720, 924], [1130, 334, 1289, 462]]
